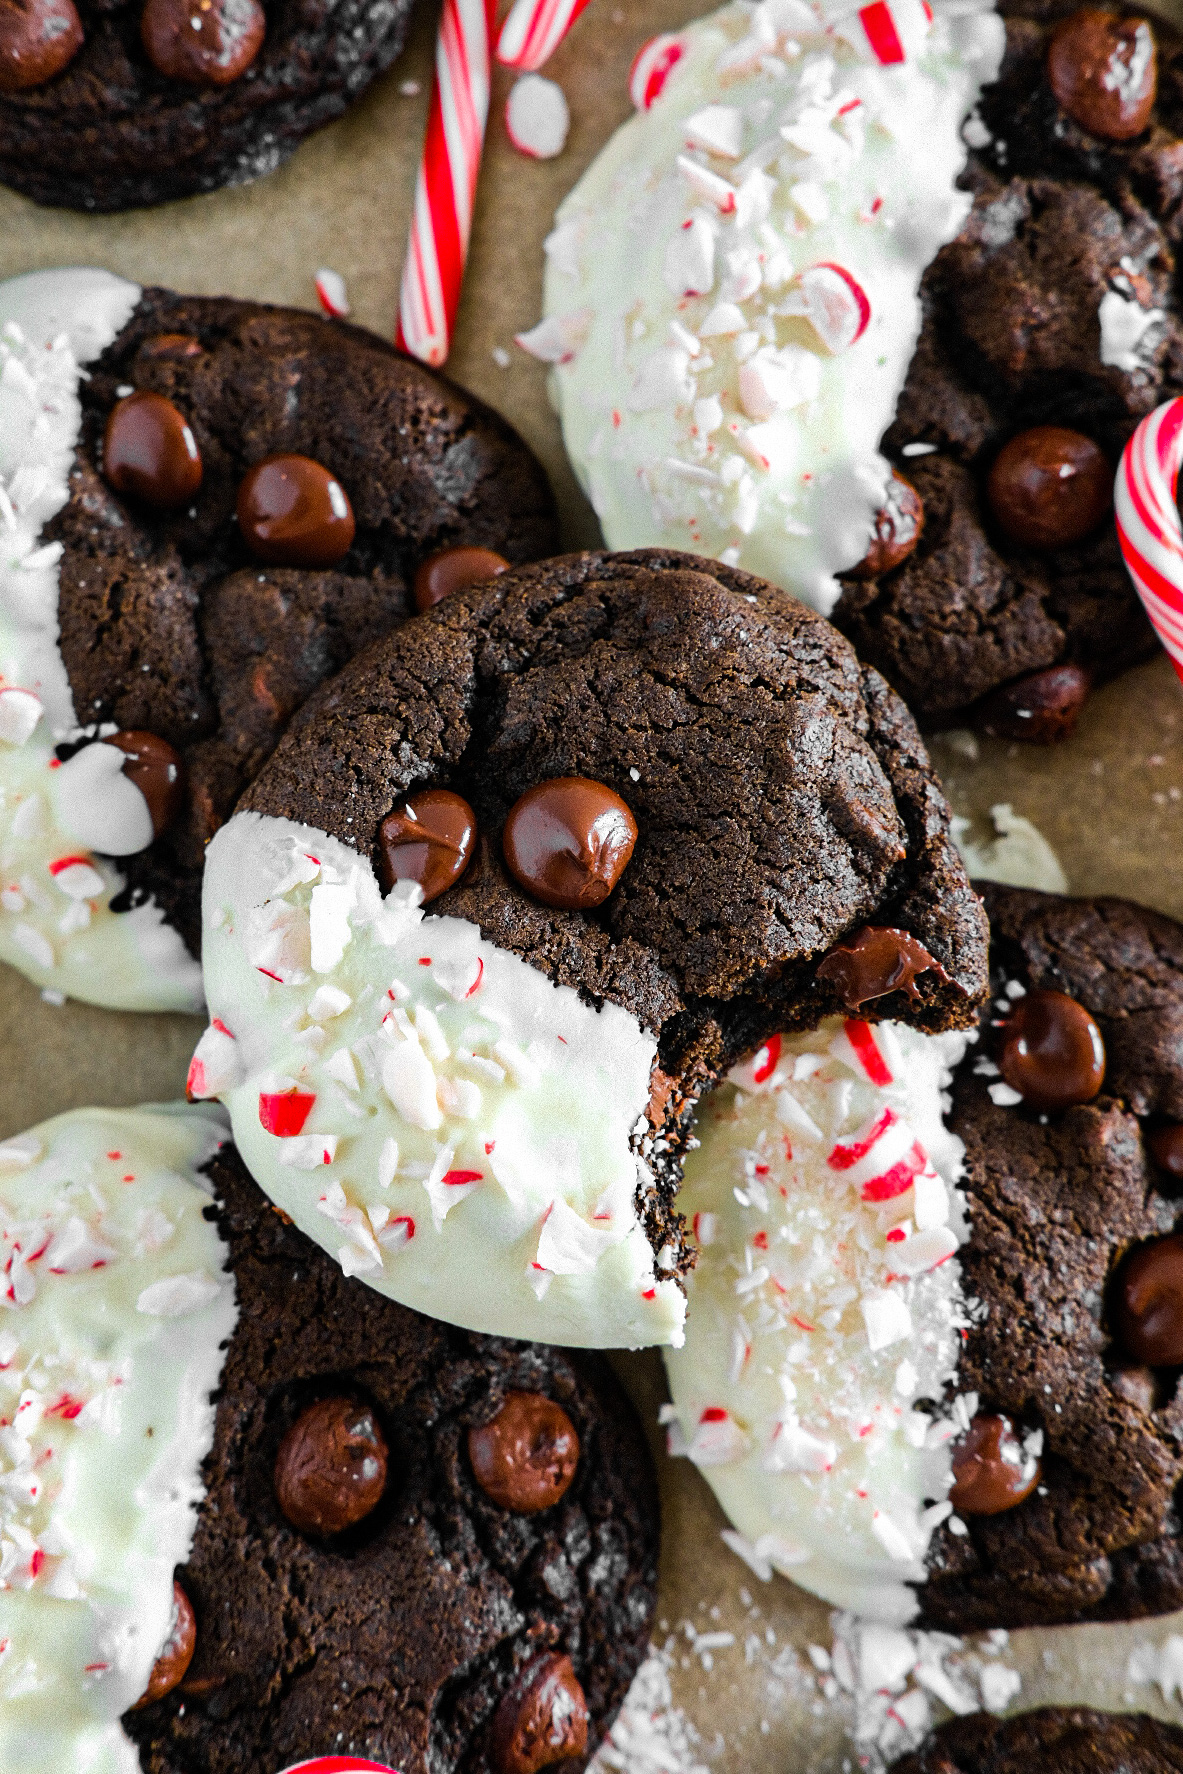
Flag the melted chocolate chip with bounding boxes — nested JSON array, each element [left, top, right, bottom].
[[949, 1414, 1041, 1516], [132, 1581, 196, 1708], [815, 926, 949, 1010], [377, 788, 476, 904], [0, 0, 82, 91], [491, 1653, 589, 1774], [996, 988, 1105, 1110], [104, 731, 185, 838], [103, 391, 203, 511], [274, 1397, 388, 1537], [414, 546, 510, 613], [980, 663, 1092, 744], [502, 777, 638, 911], [468, 1392, 581, 1514], [847, 471, 924, 579], [138, 332, 205, 361], [140, 0, 265, 85], [1114, 1234, 1183, 1366], [237, 454, 355, 568], [1149, 1123, 1183, 1181], [1047, 9, 1157, 140], [987, 427, 1112, 550]]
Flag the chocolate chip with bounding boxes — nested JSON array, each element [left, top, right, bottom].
[[377, 788, 476, 904], [139, 332, 205, 361], [1149, 1123, 1183, 1181], [980, 663, 1092, 744], [140, 0, 265, 84], [491, 1653, 589, 1774], [503, 777, 638, 911], [847, 471, 924, 579], [1047, 9, 1156, 140], [237, 454, 355, 568], [132, 1581, 196, 1708], [996, 988, 1105, 1110], [414, 546, 510, 613], [986, 427, 1112, 550], [103, 731, 185, 838], [0, 0, 82, 91], [103, 391, 203, 511], [949, 1414, 1041, 1516], [468, 1392, 581, 1514], [815, 926, 949, 1010], [274, 1397, 388, 1537], [1115, 1234, 1183, 1366]]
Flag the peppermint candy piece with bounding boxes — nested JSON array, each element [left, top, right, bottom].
[[0, 687, 42, 747], [1116, 396, 1183, 683], [506, 73, 571, 158], [278, 1760, 401, 1773], [314, 269, 350, 318], [629, 32, 684, 110], [780, 262, 871, 353], [829, 0, 933, 65], [187, 1020, 242, 1100]]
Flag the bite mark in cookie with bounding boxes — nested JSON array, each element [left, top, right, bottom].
[[194, 548, 986, 1350], [0, 270, 558, 1013]]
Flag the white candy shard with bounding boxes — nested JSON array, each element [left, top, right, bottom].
[[136, 1271, 223, 1317], [515, 309, 593, 364], [506, 74, 571, 159], [0, 689, 42, 748]]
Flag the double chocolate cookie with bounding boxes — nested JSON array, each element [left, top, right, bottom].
[[127, 1143, 658, 1774], [896, 1708, 1183, 1774], [195, 545, 988, 1350], [0, 0, 416, 210], [0, 269, 557, 1012], [834, 0, 1183, 735], [921, 881, 1183, 1630]]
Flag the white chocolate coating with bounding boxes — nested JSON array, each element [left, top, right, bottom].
[[199, 809, 685, 1349], [539, 0, 1003, 614], [0, 1103, 235, 1772], [0, 269, 204, 1013], [664, 1017, 975, 1623]]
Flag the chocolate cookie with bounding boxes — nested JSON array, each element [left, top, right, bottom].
[[0, 0, 416, 211], [0, 1103, 657, 1771], [833, 1, 1183, 732], [128, 1142, 658, 1774], [896, 1708, 1183, 1774], [920, 881, 1183, 1630], [194, 545, 987, 1351], [0, 268, 557, 1013]]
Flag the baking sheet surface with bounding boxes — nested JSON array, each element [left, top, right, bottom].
[[4, 0, 1183, 1762]]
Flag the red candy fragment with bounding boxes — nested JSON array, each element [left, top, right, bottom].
[[629, 32, 683, 109], [258, 1089, 316, 1137]]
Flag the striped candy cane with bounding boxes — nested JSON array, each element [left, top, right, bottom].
[[396, 0, 496, 368], [496, 0, 594, 70], [1115, 397, 1183, 684], [278, 1760, 399, 1772]]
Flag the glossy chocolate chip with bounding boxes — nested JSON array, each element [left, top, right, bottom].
[[949, 1414, 1041, 1516], [996, 988, 1105, 1110], [491, 1653, 589, 1774], [987, 427, 1112, 550], [274, 1397, 388, 1537], [1149, 1123, 1183, 1181], [980, 663, 1092, 744], [503, 777, 638, 911], [469, 1392, 581, 1514], [847, 471, 924, 579], [132, 1581, 196, 1708], [815, 925, 949, 1010], [104, 391, 202, 511], [140, 0, 265, 84], [103, 730, 185, 838], [377, 788, 476, 903], [1115, 1234, 1183, 1366], [414, 546, 511, 613], [0, 0, 82, 91], [1048, 9, 1156, 140], [237, 454, 355, 568]]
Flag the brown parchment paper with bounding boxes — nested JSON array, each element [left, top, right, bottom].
[[4, 1, 1183, 1764]]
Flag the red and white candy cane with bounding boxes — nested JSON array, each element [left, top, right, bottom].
[[396, 0, 496, 368], [496, 0, 593, 70], [1116, 397, 1183, 685]]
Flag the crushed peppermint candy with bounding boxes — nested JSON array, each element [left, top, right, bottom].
[[506, 74, 571, 159]]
